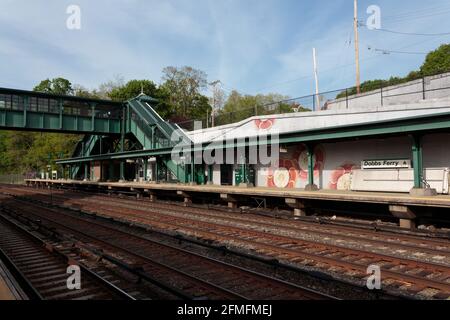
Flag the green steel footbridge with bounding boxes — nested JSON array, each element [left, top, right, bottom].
[[0, 87, 193, 183]]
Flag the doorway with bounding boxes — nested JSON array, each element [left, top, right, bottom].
[[220, 164, 233, 185]]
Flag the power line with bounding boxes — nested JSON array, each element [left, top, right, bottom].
[[250, 53, 384, 94], [370, 27, 450, 37], [382, 5, 450, 21], [367, 46, 427, 55], [382, 9, 450, 24]]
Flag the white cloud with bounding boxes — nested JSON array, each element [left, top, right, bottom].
[[0, 0, 449, 97]]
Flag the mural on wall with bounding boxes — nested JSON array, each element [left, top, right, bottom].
[[266, 145, 325, 188], [254, 119, 275, 130], [328, 163, 359, 190]]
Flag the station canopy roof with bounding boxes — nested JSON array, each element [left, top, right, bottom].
[[187, 98, 450, 144]]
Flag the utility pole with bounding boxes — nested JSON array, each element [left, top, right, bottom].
[[354, 0, 361, 94], [312, 47, 320, 110], [209, 80, 221, 127]]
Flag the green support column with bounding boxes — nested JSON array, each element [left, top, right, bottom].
[[81, 141, 85, 157], [243, 148, 247, 185], [99, 136, 103, 154], [91, 103, 96, 131], [120, 161, 125, 182], [143, 158, 148, 181], [59, 99, 63, 129], [99, 161, 103, 182], [305, 144, 318, 191], [119, 107, 126, 182], [23, 96, 28, 127], [409, 134, 436, 196], [411, 135, 423, 189], [120, 108, 126, 152], [84, 163, 88, 181], [127, 105, 131, 132], [307, 145, 314, 186], [155, 159, 159, 183], [190, 152, 195, 184], [151, 126, 156, 149], [240, 154, 246, 186]]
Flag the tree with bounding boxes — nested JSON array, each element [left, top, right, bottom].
[[216, 91, 298, 125], [337, 43, 450, 98], [33, 77, 73, 95], [161, 66, 208, 117], [108, 79, 176, 119], [209, 81, 225, 126], [73, 84, 99, 98], [97, 74, 125, 99], [109, 79, 158, 101], [420, 43, 450, 76]]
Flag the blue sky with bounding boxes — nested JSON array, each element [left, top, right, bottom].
[[1, 0, 450, 98]]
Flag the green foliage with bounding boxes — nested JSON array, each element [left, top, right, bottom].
[[33, 77, 73, 95], [161, 66, 210, 118], [337, 43, 450, 98], [109, 79, 158, 101], [108, 79, 176, 119], [420, 43, 450, 76], [215, 91, 302, 125]]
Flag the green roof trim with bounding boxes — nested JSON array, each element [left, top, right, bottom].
[[56, 110, 450, 165]]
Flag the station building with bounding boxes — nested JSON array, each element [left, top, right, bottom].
[[52, 93, 450, 197], [4, 74, 450, 229]]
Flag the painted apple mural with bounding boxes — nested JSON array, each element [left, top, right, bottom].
[[254, 119, 275, 130], [267, 145, 325, 188], [328, 163, 359, 190]]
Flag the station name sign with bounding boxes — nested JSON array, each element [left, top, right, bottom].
[[361, 159, 411, 169]]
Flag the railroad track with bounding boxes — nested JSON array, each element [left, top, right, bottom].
[[59, 192, 450, 255], [7, 185, 450, 298], [2, 185, 450, 299], [5, 186, 450, 258], [15, 188, 450, 261], [0, 214, 135, 300], [0, 196, 333, 300]]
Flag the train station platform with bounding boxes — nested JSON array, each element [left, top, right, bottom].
[[25, 179, 450, 229], [0, 260, 21, 300]]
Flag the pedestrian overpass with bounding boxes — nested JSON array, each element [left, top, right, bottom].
[[0, 87, 192, 182]]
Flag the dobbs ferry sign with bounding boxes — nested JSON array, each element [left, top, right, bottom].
[[362, 159, 411, 169]]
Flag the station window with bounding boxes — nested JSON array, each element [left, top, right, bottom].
[[48, 99, 60, 114], [29, 97, 38, 112], [0, 94, 11, 109], [37, 98, 49, 112], [11, 95, 23, 110]]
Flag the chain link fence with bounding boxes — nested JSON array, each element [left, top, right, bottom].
[[0, 174, 28, 184]]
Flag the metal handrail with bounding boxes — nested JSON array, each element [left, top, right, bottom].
[[178, 71, 450, 129]]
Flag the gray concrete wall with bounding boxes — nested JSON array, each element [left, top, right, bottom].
[[326, 72, 450, 110]]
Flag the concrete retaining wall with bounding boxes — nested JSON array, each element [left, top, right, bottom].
[[327, 72, 450, 110]]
